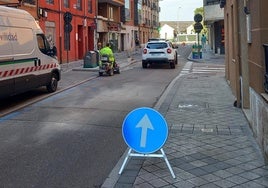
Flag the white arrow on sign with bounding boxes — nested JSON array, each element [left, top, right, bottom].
[[136, 114, 154, 148]]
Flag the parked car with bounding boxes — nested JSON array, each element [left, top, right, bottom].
[[142, 41, 178, 69]]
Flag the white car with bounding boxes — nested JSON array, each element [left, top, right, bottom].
[[142, 41, 177, 69]]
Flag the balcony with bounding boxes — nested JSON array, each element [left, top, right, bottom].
[[204, 3, 224, 24], [98, 0, 124, 6], [205, 0, 220, 6]]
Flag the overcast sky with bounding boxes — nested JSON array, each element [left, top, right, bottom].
[[159, 0, 203, 21]]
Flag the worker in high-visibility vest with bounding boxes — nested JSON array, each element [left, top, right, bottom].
[[99, 43, 115, 67]]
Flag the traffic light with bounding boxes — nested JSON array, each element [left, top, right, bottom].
[[194, 14, 203, 34], [64, 12, 72, 33]]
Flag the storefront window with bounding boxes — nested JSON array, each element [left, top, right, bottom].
[[109, 33, 118, 53]]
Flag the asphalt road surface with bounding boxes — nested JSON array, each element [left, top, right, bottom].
[[0, 45, 191, 187]]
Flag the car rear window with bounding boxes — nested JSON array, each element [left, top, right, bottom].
[[146, 43, 168, 49]]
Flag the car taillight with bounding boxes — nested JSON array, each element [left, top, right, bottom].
[[143, 48, 148, 54], [167, 48, 172, 54]]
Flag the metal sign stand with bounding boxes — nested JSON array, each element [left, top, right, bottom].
[[119, 148, 176, 179]]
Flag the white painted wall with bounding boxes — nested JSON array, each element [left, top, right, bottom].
[[159, 24, 174, 40], [186, 25, 195, 34], [204, 4, 224, 21]]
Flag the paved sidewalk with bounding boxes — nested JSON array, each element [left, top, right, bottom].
[[102, 51, 268, 187]]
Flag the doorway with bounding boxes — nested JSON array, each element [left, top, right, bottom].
[[78, 25, 84, 59]]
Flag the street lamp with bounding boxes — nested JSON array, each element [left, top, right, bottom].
[[177, 7, 181, 43]]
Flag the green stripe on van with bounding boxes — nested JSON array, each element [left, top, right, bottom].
[[0, 58, 37, 66]]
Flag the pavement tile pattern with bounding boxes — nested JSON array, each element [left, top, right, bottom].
[[113, 62, 268, 188]]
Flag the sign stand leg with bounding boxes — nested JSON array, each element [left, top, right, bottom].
[[119, 148, 132, 175], [118, 148, 176, 179], [160, 148, 176, 179]]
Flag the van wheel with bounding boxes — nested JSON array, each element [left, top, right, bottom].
[[47, 73, 58, 93]]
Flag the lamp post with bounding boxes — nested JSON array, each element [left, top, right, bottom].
[[177, 7, 181, 43]]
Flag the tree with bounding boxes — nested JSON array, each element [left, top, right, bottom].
[[194, 7, 203, 16]]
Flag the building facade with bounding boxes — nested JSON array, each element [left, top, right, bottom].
[[140, 0, 160, 44], [203, 0, 225, 54], [97, 0, 124, 53], [0, 0, 161, 62], [223, 0, 268, 160], [120, 0, 139, 52], [39, 0, 97, 63], [0, 0, 97, 63]]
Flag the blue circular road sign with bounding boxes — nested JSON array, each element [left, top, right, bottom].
[[122, 107, 168, 154]]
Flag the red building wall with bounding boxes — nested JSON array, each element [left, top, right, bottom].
[[39, 0, 97, 63]]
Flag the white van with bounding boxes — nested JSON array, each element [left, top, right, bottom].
[[0, 6, 61, 99]]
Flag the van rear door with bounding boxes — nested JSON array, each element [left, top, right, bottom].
[[12, 27, 41, 94], [0, 26, 15, 98]]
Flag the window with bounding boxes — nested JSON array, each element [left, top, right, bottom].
[[125, 0, 131, 21], [147, 43, 168, 49], [109, 7, 114, 20], [37, 34, 50, 55], [77, 0, 82, 10], [206, 0, 220, 5], [24, 0, 36, 5], [46, 0, 54, 4], [138, 0, 142, 24], [88, 0, 92, 13], [64, 0, 69, 8]]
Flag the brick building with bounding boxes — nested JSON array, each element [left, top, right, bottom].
[[0, 0, 161, 63], [222, 0, 268, 160], [97, 0, 124, 52], [0, 0, 97, 63], [38, 0, 97, 63]]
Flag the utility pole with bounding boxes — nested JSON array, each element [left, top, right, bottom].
[[177, 7, 181, 43]]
